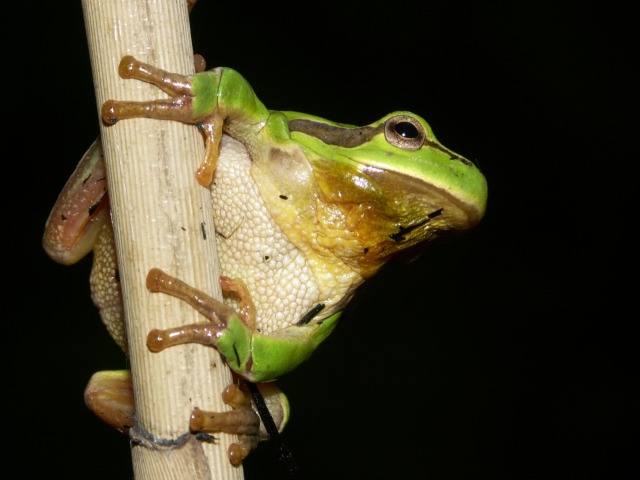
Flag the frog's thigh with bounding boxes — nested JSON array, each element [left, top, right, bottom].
[[84, 370, 134, 434]]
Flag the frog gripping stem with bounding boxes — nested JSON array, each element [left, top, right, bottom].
[[101, 55, 224, 186], [145, 268, 236, 352], [101, 56, 197, 125], [189, 384, 260, 467]]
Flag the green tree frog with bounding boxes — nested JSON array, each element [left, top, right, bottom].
[[43, 55, 487, 464]]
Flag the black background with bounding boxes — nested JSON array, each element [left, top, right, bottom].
[[8, 1, 635, 479]]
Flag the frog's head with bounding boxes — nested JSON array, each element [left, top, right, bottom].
[[286, 111, 487, 276], [356, 111, 487, 229]]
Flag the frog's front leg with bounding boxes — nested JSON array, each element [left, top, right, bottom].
[[145, 268, 256, 376], [101, 55, 223, 186]]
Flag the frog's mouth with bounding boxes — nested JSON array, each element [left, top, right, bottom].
[[368, 169, 487, 236]]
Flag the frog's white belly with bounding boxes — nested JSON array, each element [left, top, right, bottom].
[[211, 136, 322, 334]]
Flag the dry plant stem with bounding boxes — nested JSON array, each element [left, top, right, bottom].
[[81, 1, 243, 479]]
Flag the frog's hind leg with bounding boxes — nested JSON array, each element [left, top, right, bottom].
[[84, 370, 135, 435], [85, 370, 263, 466], [191, 383, 261, 466]]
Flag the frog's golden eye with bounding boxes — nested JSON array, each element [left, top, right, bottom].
[[384, 115, 426, 151]]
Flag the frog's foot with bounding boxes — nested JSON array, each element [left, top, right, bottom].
[[101, 55, 223, 187], [101, 57, 196, 124], [84, 370, 135, 434], [191, 383, 260, 466], [85, 371, 261, 465], [145, 268, 242, 352]]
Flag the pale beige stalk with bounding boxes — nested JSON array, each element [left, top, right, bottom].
[[81, 0, 243, 478]]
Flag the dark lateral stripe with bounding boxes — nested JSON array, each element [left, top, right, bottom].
[[425, 139, 472, 165], [289, 119, 383, 148], [289, 118, 473, 166], [297, 303, 326, 326]]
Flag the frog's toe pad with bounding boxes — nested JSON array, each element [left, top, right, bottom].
[[228, 442, 252, 466]]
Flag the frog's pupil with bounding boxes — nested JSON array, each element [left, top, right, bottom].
[[396, 121, 419, 138]]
